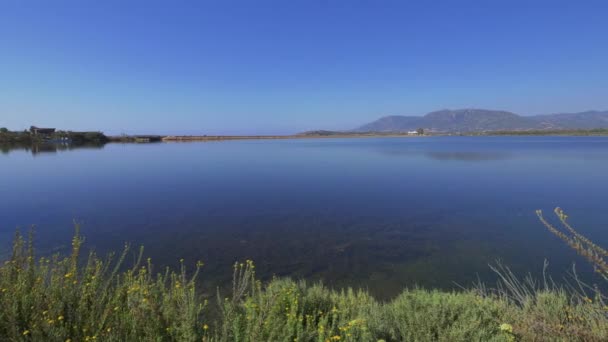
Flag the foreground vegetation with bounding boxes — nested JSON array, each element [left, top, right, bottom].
[[2, 212, 608, 341]]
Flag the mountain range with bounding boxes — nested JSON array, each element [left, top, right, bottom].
[[354, 109, 608, 133]]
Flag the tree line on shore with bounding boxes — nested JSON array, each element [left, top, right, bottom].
[[0, 127, 108, 144]]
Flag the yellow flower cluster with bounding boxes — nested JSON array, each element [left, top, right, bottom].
[[337, 318, 365, 337], [499, 323, 513, 333]]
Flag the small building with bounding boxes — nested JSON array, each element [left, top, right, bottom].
[[30, 126, 56, 136], [407, 131, 419, 135]]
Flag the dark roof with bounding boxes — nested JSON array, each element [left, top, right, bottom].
[[30, 126, 56, 134]]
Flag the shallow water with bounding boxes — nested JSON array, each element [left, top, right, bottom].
[[2, 137, 608, 298]]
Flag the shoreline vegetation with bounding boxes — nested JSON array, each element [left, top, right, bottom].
[[2, 210, 608, 341], [0, 128, 108, 145]]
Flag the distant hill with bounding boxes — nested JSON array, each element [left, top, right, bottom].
[[529, 110, 608, 130], [355, 109, 608, 133]]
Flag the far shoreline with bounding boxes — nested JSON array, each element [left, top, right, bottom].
[[4, 128, 608, 147], [158, 132, 425, 142], [111, 129, 608, 143]]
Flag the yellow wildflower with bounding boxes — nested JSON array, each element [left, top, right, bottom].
[[203, 324, 209, 330], [23, 330, 30, 335], [500, 323, 513, 333]]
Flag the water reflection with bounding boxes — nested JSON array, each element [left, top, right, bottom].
[[372, 146, 512, 161], [0, 142, 105, 156], [425, 151, 511, 161]]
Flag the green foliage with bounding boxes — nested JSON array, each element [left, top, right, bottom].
[[0, 129, 33, 144], [0, 128, 110, 145], [512, 291, 608, 341], [66, 131, 109, 144], [376, 290, 508, 341], [1, 225, 608, 341], [214, 273, 376, 342], [0, 227, 206, 341]]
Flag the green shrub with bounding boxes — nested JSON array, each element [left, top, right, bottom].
[[376, 290, 509, 341]]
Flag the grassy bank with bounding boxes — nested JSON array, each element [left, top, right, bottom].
[[2, 212, 608, 341]]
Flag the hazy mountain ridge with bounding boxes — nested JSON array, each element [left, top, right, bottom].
[[355, 109, 608, 132], [528, 110, 608, 130]]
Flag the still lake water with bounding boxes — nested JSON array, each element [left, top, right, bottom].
[[1, 137, 608, 298]]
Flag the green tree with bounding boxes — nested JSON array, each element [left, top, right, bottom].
[[0, 127, 8, 133], [416, 128, 424, 135]]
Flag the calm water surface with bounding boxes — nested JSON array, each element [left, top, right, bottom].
[[1, 137, 608, 298]]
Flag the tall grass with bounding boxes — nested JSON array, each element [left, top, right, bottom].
[[1, 218, 608, 341], [0, 226, 205, 341]]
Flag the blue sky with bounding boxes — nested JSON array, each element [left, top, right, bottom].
[[1, 1, 607, 135]]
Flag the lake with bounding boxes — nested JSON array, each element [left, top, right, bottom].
[[1, 136, 608, 298]]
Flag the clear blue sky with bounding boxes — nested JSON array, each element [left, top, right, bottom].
[[1, 1, 607, 135]]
